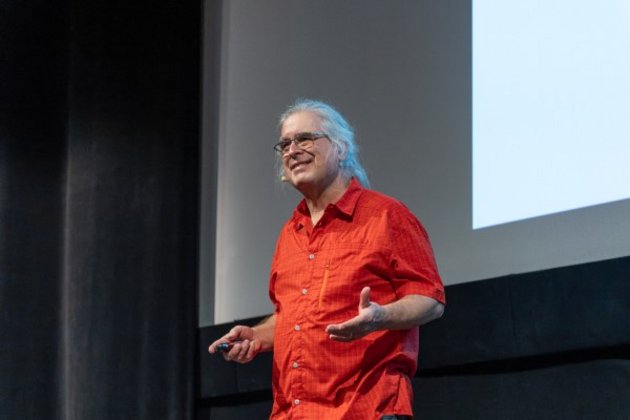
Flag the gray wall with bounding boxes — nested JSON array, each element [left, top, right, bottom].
[[200, 0, 630, 325]]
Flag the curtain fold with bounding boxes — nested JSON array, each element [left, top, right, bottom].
[[1, 1, 200, 419]]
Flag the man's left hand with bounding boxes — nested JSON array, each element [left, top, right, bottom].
[[325, 287, 386, 342]]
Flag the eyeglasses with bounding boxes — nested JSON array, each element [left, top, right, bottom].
[[273, 132, 328, 156]]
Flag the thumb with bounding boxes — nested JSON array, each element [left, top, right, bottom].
[[226, 326, 244, 341], [359, 286, 371, 309]]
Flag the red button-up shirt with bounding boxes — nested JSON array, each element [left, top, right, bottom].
[[269, 179, 445, 419]]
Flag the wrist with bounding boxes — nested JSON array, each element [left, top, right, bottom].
[[250, 325, 261, 341], [251, 325, 272, 352], [374, 303, 391, 331]]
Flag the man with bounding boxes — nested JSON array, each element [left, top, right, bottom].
[[209, 99, 445, 420]]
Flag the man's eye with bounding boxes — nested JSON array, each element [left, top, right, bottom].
[[295, 134, 313, 143], [280, 141, 292, 150]]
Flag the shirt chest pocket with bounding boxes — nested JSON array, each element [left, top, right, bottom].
[[316, 243, 389, 316]]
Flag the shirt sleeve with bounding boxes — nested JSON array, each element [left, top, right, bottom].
[[268, 228, 285, 309], [387, 205, 446, 305]]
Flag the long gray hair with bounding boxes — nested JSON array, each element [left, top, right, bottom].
[[278, 99, 370, 188]]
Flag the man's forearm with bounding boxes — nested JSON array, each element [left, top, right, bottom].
[[380, 294, 444, 330], [252, 313, 276, 352]]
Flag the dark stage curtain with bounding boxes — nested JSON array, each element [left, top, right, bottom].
[[1, 1, 200, 419]]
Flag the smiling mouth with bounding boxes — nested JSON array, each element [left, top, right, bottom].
[[290, 161, 311, 171]]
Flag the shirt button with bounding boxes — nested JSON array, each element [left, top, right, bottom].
[[308, 253, 315, 260], [294, 325, 300, 331], [292, 362, 299, 368], [294, 399, 300, 405], [301, 288, 308, 295]]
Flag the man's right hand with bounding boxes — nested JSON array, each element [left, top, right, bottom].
[[208, 325, 262, 364]]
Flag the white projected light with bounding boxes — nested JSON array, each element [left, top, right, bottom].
[[473, 0, 630, 229]]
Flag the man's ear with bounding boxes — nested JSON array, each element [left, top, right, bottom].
[[336, 143, 348, 161]]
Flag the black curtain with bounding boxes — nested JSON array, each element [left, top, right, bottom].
[[1, 1, 200, 418]]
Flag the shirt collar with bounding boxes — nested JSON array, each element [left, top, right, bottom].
[[333, 177, 363, 217], [292, 178, 364, 230]]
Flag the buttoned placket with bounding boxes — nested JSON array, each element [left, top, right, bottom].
[[289, 248, 312, 413], [290, 231, 315, 414], [289, 207, 337, 415]]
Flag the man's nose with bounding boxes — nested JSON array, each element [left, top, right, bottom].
[[287, 140, 302, 156]]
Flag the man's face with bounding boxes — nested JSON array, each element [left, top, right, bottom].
[[280, 111, 341, 194]]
